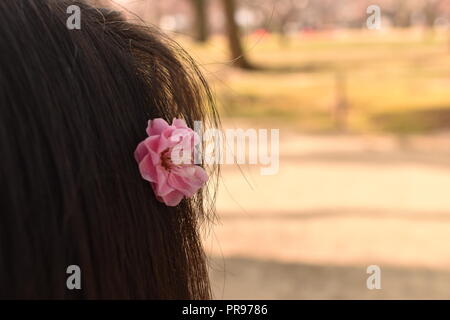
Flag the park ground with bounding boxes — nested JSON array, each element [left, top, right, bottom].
[[205, 130, 450, 299], [180, 29, 450, 299]]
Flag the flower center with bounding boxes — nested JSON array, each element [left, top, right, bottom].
[[160, 148, 173, 171]]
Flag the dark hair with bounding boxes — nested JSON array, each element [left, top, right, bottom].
[[0, 0, 218, 299]]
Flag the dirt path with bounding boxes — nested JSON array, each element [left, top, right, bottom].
[[204, 131, 450, 299]]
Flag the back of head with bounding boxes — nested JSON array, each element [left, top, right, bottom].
[[0, 0, 217, 299]]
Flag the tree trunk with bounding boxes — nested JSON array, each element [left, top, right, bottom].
[[393, 0, 411, 28], [221, 0, 253, 69], [192, 0, 209, 43], [424, 0, 438, 41]]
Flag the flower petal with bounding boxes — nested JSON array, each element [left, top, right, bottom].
[[167, 171, 196, 197], [146, 118, 169, 136], [160, 190, 184, 206], [154, 166, 174, 197], [169, 165, 208, 197], [170, 128, 190, 143], [193, 165, 209, 184], [134, 141, 149, 163], [138, 154, 158, 182], [172, 118, 188, 129], [157, 126, 178, 153], [143, 137, 162, 165], [143, 135, 160, 152]]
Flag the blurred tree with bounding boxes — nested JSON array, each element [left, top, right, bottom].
[[221, 0, 253, 69], [393, 0, 412, 28], [423, 0, 446, 39], [191, 0, 209, 43], [244, 0, 308, 46]]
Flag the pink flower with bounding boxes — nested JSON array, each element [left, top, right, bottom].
[[134, 118, 208, 206]]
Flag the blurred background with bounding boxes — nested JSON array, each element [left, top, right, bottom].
[[97, 0, 450, 299]]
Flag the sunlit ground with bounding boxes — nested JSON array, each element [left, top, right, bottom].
[[179, 29, 450, 299]]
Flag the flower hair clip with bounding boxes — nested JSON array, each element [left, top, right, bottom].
[[134, 118, 208, 206]]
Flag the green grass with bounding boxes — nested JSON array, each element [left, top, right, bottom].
[[179, 29, 450, 134]]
